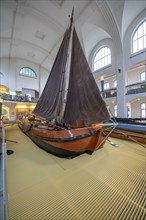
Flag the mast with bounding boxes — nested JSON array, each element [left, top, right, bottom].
[[58, 8, 74, 124]]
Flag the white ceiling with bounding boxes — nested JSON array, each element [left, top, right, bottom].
[[0, 0, 145, 71]]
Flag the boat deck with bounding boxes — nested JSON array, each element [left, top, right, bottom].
[[6, 125, 145, 220]]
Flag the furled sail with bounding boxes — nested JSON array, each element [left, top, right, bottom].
[[33, 29, 71, 121], [63, 28, 110, 126]]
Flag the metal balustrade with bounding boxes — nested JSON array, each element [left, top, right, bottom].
[[1, 94, 38, 103], [102, 82, 146, 98], [126, 81, 146, 95]]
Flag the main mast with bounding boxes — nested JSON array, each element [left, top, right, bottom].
[[57, 8, 74, 125]]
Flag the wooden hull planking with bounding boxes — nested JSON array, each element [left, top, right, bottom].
[[18, 123, 105, 158]]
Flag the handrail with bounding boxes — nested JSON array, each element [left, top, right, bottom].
[[1, 94, 38, 103], [126, 81, 146, 88], [0, 121, 9, 220]]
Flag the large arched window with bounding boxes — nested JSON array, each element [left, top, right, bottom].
[[93, 46, 111, 71], [20, 67, 37, 78], [132, 20, 146, 54]]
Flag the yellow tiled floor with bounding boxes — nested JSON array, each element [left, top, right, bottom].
[[6, 125, 145, 220]]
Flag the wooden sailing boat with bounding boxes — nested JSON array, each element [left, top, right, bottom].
[[18, 10, 111, 158]]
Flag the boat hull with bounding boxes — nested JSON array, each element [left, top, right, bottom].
[[18, 122, 105, 158]]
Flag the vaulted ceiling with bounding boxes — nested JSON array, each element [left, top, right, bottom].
[[0, 0, 145, 71]]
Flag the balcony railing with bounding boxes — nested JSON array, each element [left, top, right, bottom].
[[102, 82, 146, 98], [103, 88, 117, 98], [2, 94, 38, 103], [2, 82, 146, 103], [126, 82, 146, 95]]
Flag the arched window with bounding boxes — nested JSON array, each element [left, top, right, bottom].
[[93, 46, 111, 71], [20, 67, 37, 78], [141, 103, 146, 118], [140, 72, 146, 81], [132, 20, 146, 54]]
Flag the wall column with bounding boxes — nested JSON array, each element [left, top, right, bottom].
[[116, 68, 127, 118]]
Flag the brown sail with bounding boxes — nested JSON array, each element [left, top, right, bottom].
[[33, 29, 71, 121], [63, 28, 110, 126]]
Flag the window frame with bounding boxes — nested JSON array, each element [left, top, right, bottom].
[[20, 67, 37, 78], [131, 19, 146, 54], [93, 46, 111, 71]]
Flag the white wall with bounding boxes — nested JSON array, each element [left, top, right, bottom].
[[127, 66, 145, 85], [0, 58, 10, 87], [0, 58, 50, 95]]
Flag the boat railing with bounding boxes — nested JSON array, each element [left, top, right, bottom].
[[0, 121, 9, 220]]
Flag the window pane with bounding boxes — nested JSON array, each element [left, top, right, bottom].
[[138, 25, 143, 38], [99, 59, 101, 69], [133, 40, 137, 53], [114, 105, 117, 117], [141, 72, 146, 81], [141, 103, 146, 109], [133, 31, 137, 41], [98, 50, 102, 59], [94, 54, 98, 62], [114, 80, 117, 87], [107, 55, 111, 65], [105, 56, 108, 66], [101, 58, 104, 67], [138, 37, 143, 51], [132, 20, 146, 54], [20, 67, 36, 78], [94, 63, 96, 71], [144, 22, 146, 35], [93, 47, 111, 71], [141, 109, 146, 118], [107, 48, 110, 55], [104, 82, 109, 90], [104, 47, 107, 56], [144, 35, 146, 48]]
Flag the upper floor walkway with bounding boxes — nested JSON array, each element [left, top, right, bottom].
[[103, 81, 146, 99], [1, 81, 146, 104]]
